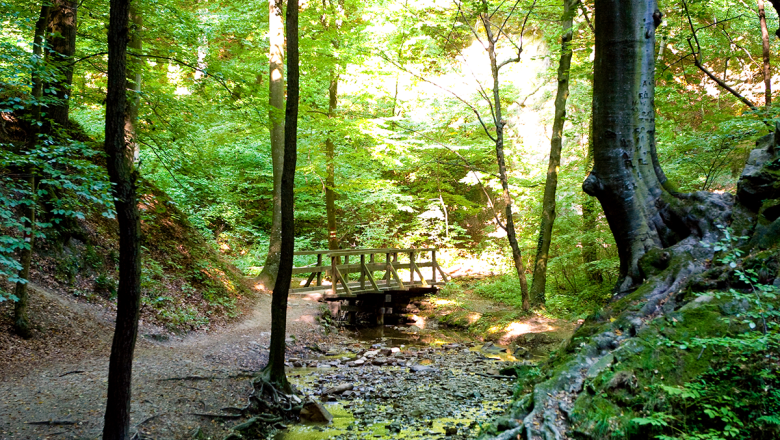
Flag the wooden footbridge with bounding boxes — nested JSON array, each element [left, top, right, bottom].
[[289, 248, 450, 324]]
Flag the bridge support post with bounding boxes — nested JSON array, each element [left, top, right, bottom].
[[347, 299, 356, 325], [317, 253, 322, 286], [410, 251, 415, 285]]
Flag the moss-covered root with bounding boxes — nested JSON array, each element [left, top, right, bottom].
[[490, 238, 717, 439]]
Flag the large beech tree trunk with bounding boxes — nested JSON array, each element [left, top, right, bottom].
[[583, 0, 674, 292], [45, 0, 77, 129], [102, 0, 143, 438], [258, 0, 285, 288], [530, 0, 577, 304], [492, 2, 736, 438], [263, 0, 298, 392]]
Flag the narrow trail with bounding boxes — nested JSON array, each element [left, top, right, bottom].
[[0, 283, 575, 440], [0, 285, 327, 440]]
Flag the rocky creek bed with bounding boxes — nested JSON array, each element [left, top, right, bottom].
[[274, 325, 551, 440]]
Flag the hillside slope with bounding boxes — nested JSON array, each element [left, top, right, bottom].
[[1, 115, 256, 372], [487, 135, 780, 439]]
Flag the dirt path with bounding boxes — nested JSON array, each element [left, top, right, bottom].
[[0, 285, 327, 440], [0, 283, 577, 440]]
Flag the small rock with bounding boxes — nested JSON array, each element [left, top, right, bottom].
[[444, 426, 458, 436], [300, 401, 333, 423], [409, 364, 436, 373]]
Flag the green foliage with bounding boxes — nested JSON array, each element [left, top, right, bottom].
[[472, 273, 527, 309]]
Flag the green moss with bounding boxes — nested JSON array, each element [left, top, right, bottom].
[[571, 394, 630, 439]]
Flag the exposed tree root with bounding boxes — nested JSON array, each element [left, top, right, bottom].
[[491, 134, 780, 440], [217, 372, 304, 439]]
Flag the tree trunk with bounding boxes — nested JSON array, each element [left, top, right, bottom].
[[759, 0, 772, 108], [29, 4, 50, 127], [581, 129, 603, 283], [13, 4, 51, 339], [258, 0, 285, 289], [45, 0, 78, 129], [484, 15, 529, 311], [326, 74, 339, 251], [13, 175, 36, 339], [263, 0, 298, 392], [583, 0, 696, 292], [102, 0, 143, 438], [530, 0, 577, 304], [584, 0, 663, 292], [126, 2, 143, 164]]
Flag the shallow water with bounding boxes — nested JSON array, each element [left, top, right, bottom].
[[273, 325, 517, 439]]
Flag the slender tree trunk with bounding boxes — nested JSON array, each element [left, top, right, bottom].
[[126, 2, 142, 164], [13, 175, 36, 339], [584, 0, 673, 292], [530, 0, 577, 304], [325, 74, 339, 251], [759, 0, 772, 108], [45, 0, 78, 129], [29, 4, 50, 126], [102, 0, 143, 438], [485, 16, 529, 310], [263, 0, 298, 392], [258, 0, 285, 288], [13, 4, 51, 339]]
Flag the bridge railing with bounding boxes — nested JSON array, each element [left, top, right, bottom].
[[289, 248, 449, 297]]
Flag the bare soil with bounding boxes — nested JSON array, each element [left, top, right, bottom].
[[0, 284, 328, 440]]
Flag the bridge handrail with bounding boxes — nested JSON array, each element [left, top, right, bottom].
[[288, 247, 449, 295]]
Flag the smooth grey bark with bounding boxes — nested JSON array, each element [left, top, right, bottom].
[[325, 75, 339, 251], [262, 0, 298, 392], [45, 0, 77, 129], [581, 127, 603, 283], [258, 0, 285, 289], [530, 0, 577, 304], [583, 0, 669, 292], [102, 0, 143, 437]]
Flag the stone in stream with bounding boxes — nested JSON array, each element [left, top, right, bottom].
[[323, 383, 353, 395], [481, 341, 507, 354], [409, 364, 437, 373], [300, 400, 333, 423], [512, 346, 529, 358]]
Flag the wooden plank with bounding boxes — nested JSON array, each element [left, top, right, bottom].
[[388, 262, 405, 290], [359, 254, 366, 290], [432, 250, 437, 284], [291, 265, 329, 275], [361, 261, 380, 292], [303, 271, 316, 287], [333, 265, 352, 296], [316, 253, 323, 286], [411, 261, 429, 287], [327, 248, 437, 257], [293, 250, 332, 256], [409, 251, 415, 285]]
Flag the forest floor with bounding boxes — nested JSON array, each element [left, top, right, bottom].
[[0, 280, 574, 440]]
